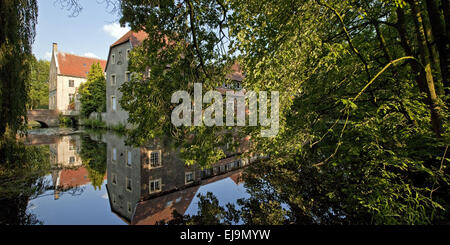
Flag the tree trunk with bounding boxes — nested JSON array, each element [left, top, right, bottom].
[[396, 7, 428, 94], [409, 0, 442, 137], [425, 0, 449, 96]]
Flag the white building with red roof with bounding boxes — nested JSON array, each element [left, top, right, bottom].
[[48, 43, 107, 115]]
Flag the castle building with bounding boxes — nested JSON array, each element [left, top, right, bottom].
[[48, 43, 107, 115]]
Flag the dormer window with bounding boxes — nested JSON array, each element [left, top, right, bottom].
[[149, 179, 162, 194], [185, 172, 194, 184]]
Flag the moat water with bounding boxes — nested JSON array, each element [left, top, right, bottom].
[[0, 128, 250, 225]]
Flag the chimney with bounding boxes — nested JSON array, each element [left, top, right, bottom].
[[52, 43, 58, 54], [54, 190, 60, 200]]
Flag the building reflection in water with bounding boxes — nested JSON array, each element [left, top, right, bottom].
[[103, 133, 251, 225], [24, 131, 252, 225], [48, 135, 107, 200]]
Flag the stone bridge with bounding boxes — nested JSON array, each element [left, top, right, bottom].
[[27, 110, 60, 127]]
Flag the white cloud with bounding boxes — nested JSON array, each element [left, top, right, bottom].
[[83, 52, 100, 59], [103, 23, 130, 39]]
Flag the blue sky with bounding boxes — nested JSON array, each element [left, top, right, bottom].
[[33, 0, 130, 61]]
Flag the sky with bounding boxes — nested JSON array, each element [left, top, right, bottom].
[[33, 0, 130, 61]]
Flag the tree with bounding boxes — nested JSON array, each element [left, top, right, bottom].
[[60, 0, 450, 224], [116, 0, 449, 224], [78, 62, 106, 118], [27, 56, 50, 110], [0, 0, 38, 136]]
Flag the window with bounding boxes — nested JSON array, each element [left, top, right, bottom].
[[69, 156, 75, 164], [149, 179, 162, 194], [69, 93, 74, 104], [111, 75, 116, 86], [112, 173, 117, 185], [202, 168, 212, 177], [149, 151, 162, 168], [126, 49, 130, 60], [112, 148, 117, 161], [69, 80, 74, 87], [185, 172, 194, 184], [111, 96, 117, 111], [127, 202, 132, 213], [127, 151, 132, 167], [126, 177, 132, 192], [126, 72, 131, 82], [111, 54, 115, 64]]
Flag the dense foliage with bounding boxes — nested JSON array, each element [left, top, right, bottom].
[[27, 56, 50, 110], [114, 0, 450, 224], [0, 0, 38, 136], [78, 62, 107, 118]]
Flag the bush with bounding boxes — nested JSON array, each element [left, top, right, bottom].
[[82, 118, 106, 129]]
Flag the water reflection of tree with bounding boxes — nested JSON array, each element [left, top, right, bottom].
[[79, 136, 107, 190], [0, 135, 52, 225], [161, 157, 450, 225], [158, 162, 291, 225]]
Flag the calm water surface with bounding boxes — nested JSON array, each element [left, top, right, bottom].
[[1, 128, 250, 225]]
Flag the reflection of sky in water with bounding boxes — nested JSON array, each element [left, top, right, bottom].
[[27, 174, 250, 225], [185, 177, 250, 218], [21, 130, 251, 225], [27, 175, 126, 225]]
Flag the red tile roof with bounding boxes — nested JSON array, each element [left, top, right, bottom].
[[111, 30, 148, 48], [59, 167, 90, 189], [225, 63, 244, 81], [132, 186, 200, 225], [57, 53, 107, 78], [58, 167, 107, 189]]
